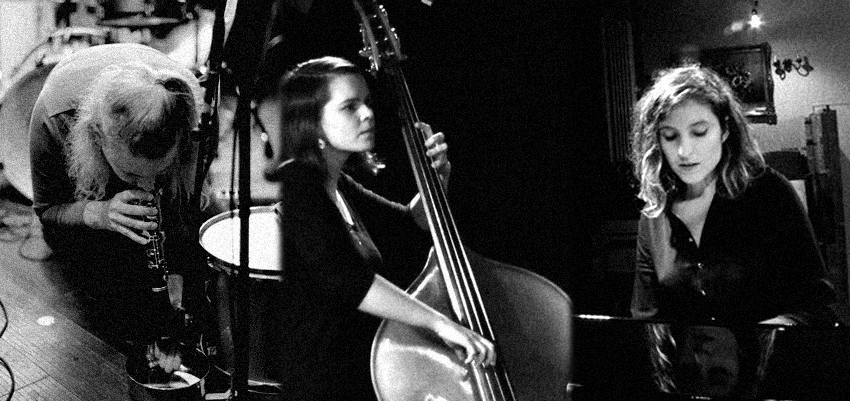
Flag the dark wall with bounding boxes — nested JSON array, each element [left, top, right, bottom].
[[222, 0, 639, 313]]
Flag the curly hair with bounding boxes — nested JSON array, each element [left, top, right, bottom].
[[630, 64, 764, 218], [277, 56, 383, 177], [66, 62, 202, 204]]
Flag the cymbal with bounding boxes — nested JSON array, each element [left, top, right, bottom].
[[98, 14, 182, 28]]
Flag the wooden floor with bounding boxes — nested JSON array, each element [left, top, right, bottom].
[[0, 187, 133, 400]]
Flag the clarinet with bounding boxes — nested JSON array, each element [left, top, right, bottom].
[[143, 189, 170, 293]]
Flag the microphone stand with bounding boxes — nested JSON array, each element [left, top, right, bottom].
[[192, 0, 226, 207], [188, 0, 224, 366], [230, 0, 280, 399]]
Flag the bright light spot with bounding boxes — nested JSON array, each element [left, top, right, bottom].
[[749, 14, 763, 28], [37, 316, 55, 326], [577, 314, 615, 320]]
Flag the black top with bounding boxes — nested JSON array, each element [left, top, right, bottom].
[[273, 160, 420, 400], [631, 167, 836, 325]]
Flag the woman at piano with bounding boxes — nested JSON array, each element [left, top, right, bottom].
[[629, 64, 838, 327]]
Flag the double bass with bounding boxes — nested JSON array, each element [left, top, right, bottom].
[[354, 2, 574, 399]]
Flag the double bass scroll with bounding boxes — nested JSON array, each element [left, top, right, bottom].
[[356, 2, 574, 399]]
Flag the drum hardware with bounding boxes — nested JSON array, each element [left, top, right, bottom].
[[53, 0, 101, 29], [2, 26, 105, 98], [55, 0, 79, 27], [98, 0, 191, 28], [42, 27, 107, 67], [99, 14, 182, 28], [194, 0, 279, 397]]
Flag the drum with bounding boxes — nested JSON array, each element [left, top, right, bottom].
[[200, 206, 282, 279], [198, 206, 283, 396], [0, 27, 105, 200], [0, 63, 52, 200]]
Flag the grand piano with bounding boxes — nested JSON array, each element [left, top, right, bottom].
[[570, 314, 850, 400]]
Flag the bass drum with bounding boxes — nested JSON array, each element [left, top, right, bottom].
[[0, 27, 105, 200], [199, 206, 283, 398], [0, 63, 53, 201]]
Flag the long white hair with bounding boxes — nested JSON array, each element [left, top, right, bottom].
[[66, 62, 203, 205]]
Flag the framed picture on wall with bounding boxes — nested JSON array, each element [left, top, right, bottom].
[[700, 42, 777, 124]]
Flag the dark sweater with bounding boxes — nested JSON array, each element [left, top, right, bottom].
[[631, 167, 836, 325], [273, 161, 420, 400]]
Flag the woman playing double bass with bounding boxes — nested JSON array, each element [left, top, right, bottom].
[[268, 56, 495, 400]]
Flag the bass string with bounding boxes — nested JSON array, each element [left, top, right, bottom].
[[390, 68, 515, 400], [391, 68, 492, 337]]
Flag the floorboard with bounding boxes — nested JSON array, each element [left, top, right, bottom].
[[0, 194, 132, 401]]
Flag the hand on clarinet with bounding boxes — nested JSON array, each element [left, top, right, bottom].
[[432, 315, 497, 367], [416, 122, 451, 185], [83, 189, 158, 244]]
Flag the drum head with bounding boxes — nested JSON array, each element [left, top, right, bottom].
[[0, 63, 55, 200], [199, 206, 282, 279]]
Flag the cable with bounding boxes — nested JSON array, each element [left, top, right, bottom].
[[0, 297, 13, 401], [0, 296, 7, 338], [0, 356, 13, 401], [17, 221, 48, 262]]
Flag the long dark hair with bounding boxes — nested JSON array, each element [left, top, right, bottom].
[[277, 56, 382, 178], [630, 64, 764, 217]]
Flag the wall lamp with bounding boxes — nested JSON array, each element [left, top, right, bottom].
[[773, 56, 814, 80]]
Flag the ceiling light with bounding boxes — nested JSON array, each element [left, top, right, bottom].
[[749, 1, 762, 29]]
